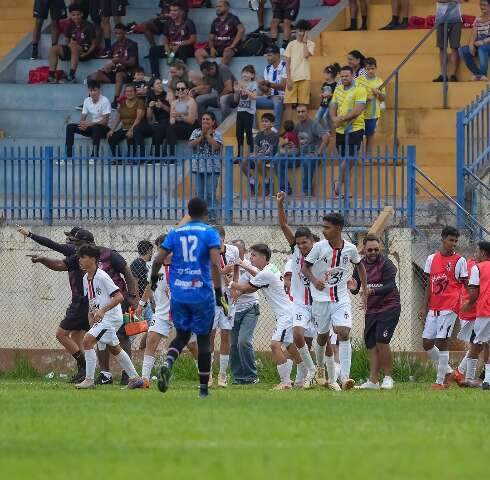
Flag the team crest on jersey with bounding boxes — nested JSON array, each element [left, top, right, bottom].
[[96, 287, 101, 295], [344, 312, 349, 319], [342, 256, 349, 265], [446, 262, 452, 272], [383, 329, 389, 338]]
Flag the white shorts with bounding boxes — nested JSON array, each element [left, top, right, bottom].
[[89, 318, 122, 347], [457, 320, 475, 343], [330, 331, 338, 345], [213, 305, 233, 331], [292, 303, 314, 330], [422, 311, 457, 340], [304, 324, 317, 339], [312, 300, 352, 335], [473, 317, 490, 344], [148, 313, 173, 337], [272, 313, 293, 345]]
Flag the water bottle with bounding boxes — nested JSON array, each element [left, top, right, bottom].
[[167, 51, 175, 65]]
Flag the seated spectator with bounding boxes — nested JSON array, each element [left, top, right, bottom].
[[347, 50, 367, 78], [460, 0, 490, 81], [345, 0, 368, 31], [380, 0, 409, 30], [315, 63, 340, 128], [194, 0, 244, 66], [65, 79, 111, 158], [256, 45, 287, 132], [31, 0, 67, 59], [47, 3, 97, 83], [107, 84, 146, 157], [166, 59, 202, 102], [189, 111, 223, 222], [167, 80, 199, 156], [100, 0, 128, 58], [433, 0, 462, 82], [134, 78, 171, 157], [149, 2, 197, 77], [143, 0, 172, 48], [270, 0, 300, 49], [192, 61, 236, 120], [274, 119, 299, 194], [234, 65, 258, 157], [132, 67, 149, 99], [88, 23, 139, 108]]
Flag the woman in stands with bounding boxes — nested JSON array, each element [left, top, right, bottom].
[[166, 59, 202, 102], [347, 50, 368, 79]]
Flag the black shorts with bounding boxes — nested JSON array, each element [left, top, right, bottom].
[[364, 306, 400, 349], [59, 300, 90, 332], [103, 69, 132, 83], [150, 17, 167, 35], [100, 0, 127, 18], [206, 44, 241, 57], [60, 44, 96, 61], [33, 0, 67, 20], [272, 2, 299, 22], [86, 0, 102, 24], [436, 22, 462, 49], [336, 130, 364, 157]]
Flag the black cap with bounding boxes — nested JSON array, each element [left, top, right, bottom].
[[74, 229, 95, 243], [64, 227, 81, 238], [265, 45, 280, 54]]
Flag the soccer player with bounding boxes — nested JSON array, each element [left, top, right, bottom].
[[302, 213, 368, 391], [230, 243, 302, 390], [76, 244, 143, 389], [460, 241, 490, 389], [149, 198, 225, 398], [419, 226, 467, 389]]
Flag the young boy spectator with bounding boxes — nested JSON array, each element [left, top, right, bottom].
[[345, 0, 369, 31], [380, 0, 409, 30], [100, 0, 128, 58], [283, 20, 315, 122], [194, 0, 245, 66], [31, 0, 67, 59], [278, 120, 299, 156], [315, 63, 340, 128], [132, 67, 149, 99], [47, 3, 97, 83], [270, 0, 300, 49]]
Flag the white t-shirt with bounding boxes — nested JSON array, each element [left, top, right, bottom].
[[220, 244, 240, 291], [469, 264, 480, 286], [305, 239, 361, 303], [249, 263, 292, 318], [147, 264, 170, 319], [82, 95, 111, 123], [263, 61, 287, 97], [289, 245, 313, 306], [234, 259, 259, 312], [83, 268, 123, 325]]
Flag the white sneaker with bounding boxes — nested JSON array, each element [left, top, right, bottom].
[[218, 372, 227, 388], [75, 378, 95, 389], [315, 367, 327, 386], [272, 382, 292, 390], [302, 368, 317, 389], [381, 376, 394, 390], [327, 382, 341, 391], [355, 380, 380, 390]]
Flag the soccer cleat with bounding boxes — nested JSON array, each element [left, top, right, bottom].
[[341, 378, 355, 391], [127, 377, 145, 389], [452, 369, 465, 386], [120, 371, 129, 386], [95, 372, 113, 385], [272, 383, 292, 390], [463, 379, 481, 388], [479, 369, 485, 381], [482, 382, 490, 391], [356, 380, 380, 390], [199, 389, 210, 398], [218, 373, 228, 388], [75, 378, 95, 389], [327, 382, 342, 391], [444, 371, 454, 385], [431, 382, 448, 390], [303, 369, 317, 389], [315, 367, 327, 387], [157, 362, 172, 393], [141, 377, 150, 389], [69, 369, 86, 384], [381, 376, 394, 390]]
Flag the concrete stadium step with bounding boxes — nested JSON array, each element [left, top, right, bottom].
[[0, 7, 32, 19], [0, 19, 32, 33]]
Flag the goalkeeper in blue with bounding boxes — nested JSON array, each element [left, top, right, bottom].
[[150, 197, 227, 398]]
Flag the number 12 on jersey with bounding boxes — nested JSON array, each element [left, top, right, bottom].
[[180, 235, 198, 262]]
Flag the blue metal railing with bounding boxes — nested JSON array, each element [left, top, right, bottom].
[[0, 144, 415, 226]]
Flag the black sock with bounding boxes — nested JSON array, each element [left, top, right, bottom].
[[361, 16, 367, 28], [104, 38, 111, 51], [350, 18, 356, 29], [72, 351, 85, 369], [165, 347, 179, 369], [69, 68, 76, 76], [32, 43, 38, 53], [392, 15, 399, 24], [198, 351, 211, 394]]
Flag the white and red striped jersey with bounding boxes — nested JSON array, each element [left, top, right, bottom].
[[83, 268, 123, 323], [220, 244, 240, 291], [305, 239, 361, 303], [289, 245, 313, 306], [147, 264, 171, 319]]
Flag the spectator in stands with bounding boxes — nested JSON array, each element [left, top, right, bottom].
[[88, 23, 139, 108], [380, 0, 409, 30], [256, 45, 287, 132], [65, 80, 111, 158], [143, 0, 172, 48], [100, 0, 127, 58], [167, 59, 202, 102], [433, 0, 462, 82], [192, 61, 236, 120], [31, 0, 67, 59], [347, 50, 367, 78], [270, 0, 300, 49], [149, 2, 197, 77], [189, 111, 224, 222], [134, 78, 171, 157], [330, 65, 367, 197], [234, 65, 258, 157], [194, 0, 245, 65], [315, 63, 340, 128], [283, 20, 315, 122], [460, 0, 490, 81], [167, 80, 199, 156], [345, 0, 369, 31], [107, 84, 146, 157], [132, 67, 149, 99], [274, 119, 299, 194], [130, 240, 154, 325], [47, 3, 97, 83]]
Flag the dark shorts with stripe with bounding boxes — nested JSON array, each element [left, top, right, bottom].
[[364, 306, 400, 349], [100, 0, 127, 18], [59, 299, 90, 331]]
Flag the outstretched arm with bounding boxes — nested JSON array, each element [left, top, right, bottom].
[[18, 225, 75, 256], [29, 255, 68, 271], [277, 192, 295, 247]]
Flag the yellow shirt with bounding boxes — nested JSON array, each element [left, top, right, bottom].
[[284, 39, 315, 82], [357, 76, 385, 120], [331, 81, 367, 134]]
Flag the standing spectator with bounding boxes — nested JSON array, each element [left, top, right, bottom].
[[189, 111, 224, 222], [345, 0, 369, 31], [347, 50, 367, 78], [330, 65, 367, 197], [149, 2, 197, 77], [194, 0, 244, 65], [107, 84, 146, 157], [167, 80, 199, 156], [380, 0, 409, 30], [433, 0, 463, 82], [192, 61, 236, 120], [143, 0, 172, 48], [65, 79, 111, 158], [256, 45, 287, 132], [88, 23, 139, 109], [230, 239, 260, 385], [234, 65, 258, 157], [130, 240, 155, 324], [270, 0, 300, 49], [315, 63, 340, 128], [31, 0, 67, 59], [100, 0, 127, 58], [47, 3, 97, 83], [283, 20, 315, 122], [358, 57, 386, 154], [460, 0, 490, 81], [349, 235, 401, 390]]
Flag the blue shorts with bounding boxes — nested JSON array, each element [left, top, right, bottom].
[[170, 299, 214, 335], [364, 118, 378, 137]]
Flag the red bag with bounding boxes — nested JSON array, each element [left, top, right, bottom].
[[28, 66, 65, 84], [307, 18, 321, 29], [426, 15, 436, 28], [408, 16, 427, 29], [194, 41, 208, 51], [462, 15, 476, 28], [323, 0, 340, 5], [131, 23, 146, 33], [187, 0, 204, 7]]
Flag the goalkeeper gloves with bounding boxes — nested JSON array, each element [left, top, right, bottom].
[[215, 287, 229, 316]]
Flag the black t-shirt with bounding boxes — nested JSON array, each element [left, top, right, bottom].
[[210, 13, 241, 49], [111, 38, 139, 72], [163, 18, 196, 44], [146, 92, 170, 123], [132, 80, 149, 98], [66, 20, 96, 51], [320, 81, 337, 108], [130, 257, 149, 297]]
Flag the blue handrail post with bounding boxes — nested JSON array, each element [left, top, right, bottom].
[[407, 145, 416, 229], [42, 146, 54, 225], [456, 110, 465, 228], [224, 145, 234, 225]]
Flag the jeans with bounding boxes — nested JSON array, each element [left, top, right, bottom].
[[273, 155, 317, 195], [315, 105, 329, 126], [195, 92, 235, 121], [65, 123, 110, 158], [194, 171, 220, 220], [230, 304, 259, 383], [255, 95, 283, 131], [460, 43, 490, 77]]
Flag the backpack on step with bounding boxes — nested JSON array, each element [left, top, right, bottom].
[[240, 32, 272, 57], [28, 66, 65, 84]]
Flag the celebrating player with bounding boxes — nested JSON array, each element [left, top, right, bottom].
[[150, 198, 225, 398], [302, 213, 368, 391]]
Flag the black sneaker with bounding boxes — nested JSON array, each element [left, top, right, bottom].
[[30, 45, 39, 60], [432, 74, 445, 82], [95, 372, 113, 385], [120, 370, 129, 386], [98, 50, 112, 59], [69, 369, 86, 383], [66, 73, 77, 83], [379, 21, 399, 30], [449, 74, 458, 82], [47, 75, 57, 84], [199, 388, 210, 398], [395, 19, 408, 29], [479, 369, 485, 381], [157, 362, 172, 393]]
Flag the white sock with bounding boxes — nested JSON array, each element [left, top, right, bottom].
[[485, 364, 490, 384], [219, 354, 229, 375], [277, 359, 293, 384], [335, 362, 341, 382], [436, 351, 449, 384], [210, 353, 214, 374], [466, 358, 477, 381], [295, 361, 307, 384], [195, 360, 199, 371], [427, 345, 439, 367], [339, 340, 352, 381], [142, 354, 155, 380], [458, 352, 468, 374], [314, 343, 326, 370], [325, 354, 336, 383], [84, 349, 97, 380], [114, 350, 138, 378], [298, 345, 315, 372]]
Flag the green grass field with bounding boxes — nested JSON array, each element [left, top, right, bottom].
[[1, 376, 489, 480]]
